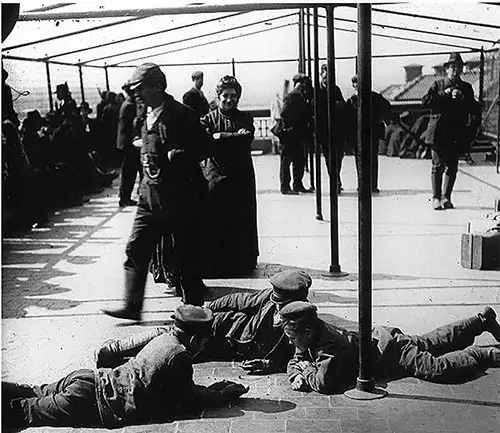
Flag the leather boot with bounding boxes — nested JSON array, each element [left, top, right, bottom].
[[180, 276, 206, 306], [431, 171, 443, 210], [102, 267, 147, 321], [442, 173, 456, 209]]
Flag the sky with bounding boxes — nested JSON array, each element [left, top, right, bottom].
[[3, 1, 499, 116]]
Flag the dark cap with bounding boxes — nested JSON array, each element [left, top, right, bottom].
[[172, 305, 214, 337], [270, 270, 312, 304], [292, 73, 311, 86], [128, 62, 167, 91], [54, 82, 69, 93], [444, 52, 464, 68], [351, 75, 358, 83], [279, 301, 318, 321], [191, 70, 204, 79]]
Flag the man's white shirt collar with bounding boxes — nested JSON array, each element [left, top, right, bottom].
[[146, 102, 165, 129]]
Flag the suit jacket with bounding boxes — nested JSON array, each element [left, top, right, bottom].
[[182, 87, 210, 119], [116, 96, 137, 151]]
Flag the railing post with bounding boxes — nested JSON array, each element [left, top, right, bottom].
[[232, 58, 236, 77], [78, 64, 85, 103], [45, 60, 54, 112], [345, 3, 386, 400], [104, 65, 110, 92]]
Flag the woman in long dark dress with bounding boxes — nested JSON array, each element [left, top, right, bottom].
[[200, 75, 259, 277]]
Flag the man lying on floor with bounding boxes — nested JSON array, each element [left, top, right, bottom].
[[279, 301, 500, 394], [2, 305, 249, 430]]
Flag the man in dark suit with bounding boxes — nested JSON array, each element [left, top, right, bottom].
[[422, 52, 480, 210], [116, 83, 144, 207], [102, 63, 213, 320], [182, 70, 210, 119]]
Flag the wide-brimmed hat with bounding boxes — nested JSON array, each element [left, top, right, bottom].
[[444, 52, 464, 68]]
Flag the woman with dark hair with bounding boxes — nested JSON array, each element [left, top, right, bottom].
[[200, 75, 259, 277]]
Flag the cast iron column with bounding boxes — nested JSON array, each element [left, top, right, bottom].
[[345, 3, 386, 400], [45, 60, 53, 112], [323, 5, 347, 278], [306, 7, 315, 191], [78, 65, 85, 103], [104, 66, 110, 92], [313, 7, 323, 221]]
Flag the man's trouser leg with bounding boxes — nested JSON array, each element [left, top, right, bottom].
[[398, 315, 494, 382], [292, 143, 306, 191], [119, 147, 141, 202], [442, 153, 459, 201], [337, 147, 344, 190], [371, 138, 379, 190], [280, 150, 292, 192], [6, 369, 100, 428]]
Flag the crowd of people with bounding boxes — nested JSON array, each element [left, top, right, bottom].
[[2, 72, 123, 233]]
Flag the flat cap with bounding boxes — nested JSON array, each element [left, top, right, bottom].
[[128, 62, 166, 90], [173, 305, 214, 336], [279, 301, 318, 321], [270, 270, 312, 304]]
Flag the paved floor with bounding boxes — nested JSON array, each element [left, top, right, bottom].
[[2, 154, 500, 433]]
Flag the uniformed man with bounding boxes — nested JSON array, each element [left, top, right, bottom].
[[2, 305, 249, 429], [280, 301, 500, 394], [422, 52, 480, 210], [102, 63, 213, 319], [195, 270, 313, 373], [182, 70, 210, 119]]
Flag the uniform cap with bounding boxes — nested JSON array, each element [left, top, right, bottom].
[[444, 52, 464, 68], [172, 305, 214, 336], [128, 62, 166, 91], [270, 270, 312, 304], [279, 301, 318, 321]]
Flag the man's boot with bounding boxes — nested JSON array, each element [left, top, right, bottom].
[[441, 173, 456, 209], [431, 171, 443, 210], [102, 267, 146, 321], [479, 306, 500, 342], [180, 276, 206, 306]]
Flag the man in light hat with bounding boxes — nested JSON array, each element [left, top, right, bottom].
[[422, 52, 480, 210], [195, 270, 313, 373], [102, 63, 213, 320], [279, 73, 313, 194], [183, 70, 210, 119], [3, 305, 249, 429], [280, 301, 500, 394]]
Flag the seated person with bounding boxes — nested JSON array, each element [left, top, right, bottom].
[[3, 305, 249, 430], [280, 301, 500, 394]]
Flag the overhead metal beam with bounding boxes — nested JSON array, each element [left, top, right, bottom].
[[44, 12, 247, 60], [83, 12, 296, 65], [1, 54, 103, 68], [3, 17, 148, 51], [18, 3, 308, 20], [111, 22, 295, 66]]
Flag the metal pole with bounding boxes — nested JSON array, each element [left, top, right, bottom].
[[104, 66, 110, 92], [345, 3, 386, 400], [322, 5, 347, 278], [298, 8, 305, 73], [232, 58, 236, 76], [313, 7, 323, 221], [78, 65, 85, 103], [45, 60, 53, 112], [479, 48, 485, 110], [306, 7, 315, 191], [497, 53, 500, 174]]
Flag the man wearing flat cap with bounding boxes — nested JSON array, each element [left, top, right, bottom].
[[102, 63, 213, 320], [280, 301, 500, 394], [422, 52, 480, 210], [279, 73, 313, 194], [183, 70, 210, 119], [3, 305, 249, 429], [195, 270, 313, 373]]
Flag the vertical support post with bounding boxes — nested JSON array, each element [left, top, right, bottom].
[[479, 48, 485, 111], [322, 5, 347, 278], [306, 7, 315, 191], [345, 3, 386, 400], [104, 66, 110, 92], [78, 64, 85, 103], [45, 60, 54, 112], [232, 58, 236, 77], [313, 7, 323, 221], [298, 8, 305, 73], [497, 53, 500, 174]]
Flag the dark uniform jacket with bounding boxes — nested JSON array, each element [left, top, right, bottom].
[[280, 89, 313, 144], [116, 96, 138, 151], [95, 332, 225, 427], [208, 288, 294, 369], [421, 77, 479, 152], [139, 92, 212, 213], [182, 87, 210, 119]]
